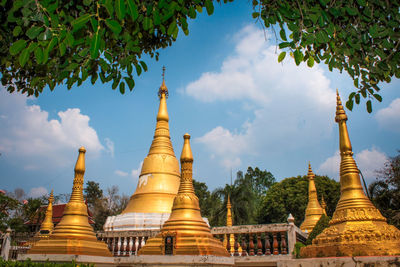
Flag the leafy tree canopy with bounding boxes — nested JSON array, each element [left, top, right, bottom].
[[258, 175, 340, 226], [1, 0, 399, 112], [369, 150, 400, 229], [195, 167, 276, 226]]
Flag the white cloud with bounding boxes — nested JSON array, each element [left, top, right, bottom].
[[355, 148, 388, 184], [317, 151, 340, 180], [186, 25, 336, 169], [375, 98, 400, 133], [131, 161, 143, 180], [105, 138, 115, 157], [28, 187, 48, 198], [0, 89, 104, 168], [318, 148, 388, 184], [115, 170, 129, 177]]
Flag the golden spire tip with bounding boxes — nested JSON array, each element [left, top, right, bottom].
[[158, 66, 168, 98], [335, 90, 347, 122], [181, 133, 193, 162]]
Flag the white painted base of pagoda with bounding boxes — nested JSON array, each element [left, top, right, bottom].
[[104, 212, 210, 232]]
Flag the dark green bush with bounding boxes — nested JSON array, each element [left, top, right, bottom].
[[0, 259, 93, 267], [305, 214, 330, 245]]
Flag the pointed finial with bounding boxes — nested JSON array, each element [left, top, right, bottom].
[[307, 162, 315, 179], [335, 90, 347, 122], [180, 133, 193, 162], [74, 147, 86, 175], [158, 66, 168, 98], [49, 189, 54, 204], [227, 195, 231, 208]]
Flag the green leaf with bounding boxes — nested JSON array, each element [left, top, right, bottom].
[[127, 0, 138, 21], [316, 30, 329, 43], [205, 0, 214, 15], [119, 81, 125, 94], [26, 26, 44, 39], [279, 28, 287, 41], [293, 49, 303, 66], [90, 31, 100, 58], [139, 61, 148, 72], [252, 12, 259, 19], [19, 48, 30, 67], [124, 77, 135, 90], [115, 0, 126, 20], [278, 51, 286, 62], [105, 19, 122, 35], [366, 100, 372, 113], [307, 57, 314, 67], [346, 99, 354, 111], [167, 20, 177, 36], [135, 64, 142, 76], [71, 14, 91, 31], [373, 94, 382, 102], [143, 17, 152, 31], [279, 42, 290, 49], [59, 42, 66, 56], [65, 63, 79, 71], [66, 32, 75, 47], [13, 26, 22, 37], [153, 10, 161, 26], [10, 39, 27, 56], [356, 0, 366, 6], [34, 47, 43, 64], [355, 94, 360, 104]]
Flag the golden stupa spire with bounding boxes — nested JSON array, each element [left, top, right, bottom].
[[226, 195, 232, 227], [122, 67, 180, 214], [28, 147, 112, 256], [320, 195, 327, 215], [37, 190, 54, 237], [300, 163, 325, 233], [301, 91, 400, 257], [139, 134, 229, 256]]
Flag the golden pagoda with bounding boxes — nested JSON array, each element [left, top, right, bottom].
[[121, 67, 180, 215], [36, 190, 54, 237], [139, 134, 229, 256], [28, 147, 112, 256], [301, 91, 400, 257], [224, 195, 241, 254], [300, 163, 325, 233]]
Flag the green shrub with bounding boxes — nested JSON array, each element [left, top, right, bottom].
[[305, 214, 330, 245], [0, 259, 93, 267], [294, 242, 306, 258]]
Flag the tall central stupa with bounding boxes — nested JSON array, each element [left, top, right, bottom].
[[104, 68, 181, 231]]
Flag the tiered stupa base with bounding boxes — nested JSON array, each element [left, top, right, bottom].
[[139, 232, 229, 256], [28, 236, 112, 256], [301, 219, 400, 257]]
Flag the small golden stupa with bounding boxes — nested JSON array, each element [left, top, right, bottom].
[[224, 196, 241, 254], [36, 190, 54, 237], [122, 67, 180, 215], [301, 91, 400, 257], [300, 163, 325, 233], [139, 134, 229, 256], [28, 147, 112, 256], [320, 195, 327, 215]]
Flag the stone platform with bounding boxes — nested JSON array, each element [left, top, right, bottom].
[[116, 255, 234, 266], [278, 256, 400, 267]]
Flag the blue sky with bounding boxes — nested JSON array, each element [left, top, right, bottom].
[[1, 1, 399, 199]]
